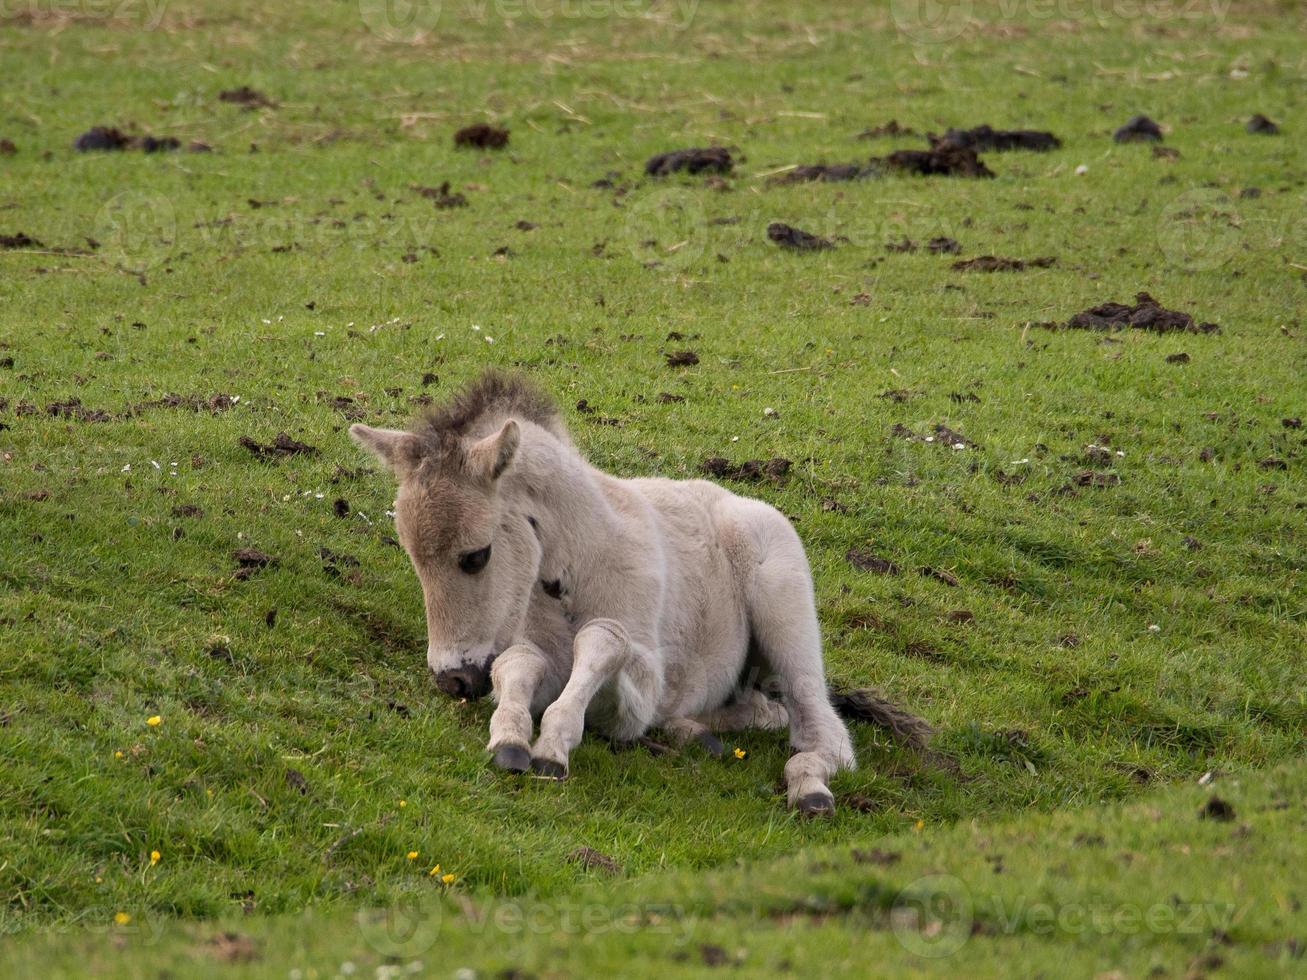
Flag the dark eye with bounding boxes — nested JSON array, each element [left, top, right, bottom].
[[458, 544, 491, 575]]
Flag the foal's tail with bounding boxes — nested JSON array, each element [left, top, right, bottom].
[[829, 687, 934, 751]]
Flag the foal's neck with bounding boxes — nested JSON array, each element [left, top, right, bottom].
[[506, 423, 617, 560]]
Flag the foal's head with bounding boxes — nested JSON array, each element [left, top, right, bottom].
[[349, 415, 540, 700]]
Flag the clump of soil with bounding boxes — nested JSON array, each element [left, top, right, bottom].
[[845, 548, 900, 575], [1, 232, 42, 249], [74, 126, 131, 151], [73, 126, 179, 152], [928, 236, 961, 254], [645, 147, 733, 176], [1059, 292, 1220, 334], [568, 846, 621, 873], [1200, 796, 1236, 821], [238, 432, 319, 459], [767, 222, 832, 250], [701, 456, 791, 484], [891, 422, 980, 448], [233, 548, 276, 579], [413, 181, 466, 208], [1073, 470, 1121, 487], [454, 123, 509, 149], [932, 124, 1061, 152], [0, 139, 15, 155], [858, 120, 915, 139], [46, 398, 110, 422], [952, 255, 1056, 272], [140, 136, 180, 153], [219, 86, 275, 109], [1246, 113, 1280, 135], [1114, 115, 1164, 143], [665, 350, 699, 367], [771, 163, 869, 184], [877, 143, 995, 178], [132, 392, 235, 414]]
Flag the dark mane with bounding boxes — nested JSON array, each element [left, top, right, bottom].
[[414, 371, 562, 454]]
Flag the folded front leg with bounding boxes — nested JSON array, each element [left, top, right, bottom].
[[529, 619, 630, 778], [486, 642, 548, 773]]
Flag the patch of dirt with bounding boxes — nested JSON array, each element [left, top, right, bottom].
[[73, 126, 131, 151], [232, 549, 276, 580], [205, 932, 260, 963], [878, 144, 995, 178], [284, 768, 310, 795], [846, 548, 900, 575], [1200, 796, 1235, 821], [238, 432, 318, 459], [73, 127, 178, 152], [171, 504, 204, 518], [1166, 352, 1190, 364], [928, 236, 962, 254], [332, 497, 350, 518], [952, 255, 1055, 272], [1114, 115, 1164, 143], [851, 847, 901, 865], [770, 163, 868, 184], [1073, 470, 1121, 487], [0, 139, 15, 155], [219, 86, 275, 109], [568, 846, 621, 873], [931, 125, 1061, 152], [454, 123, 509, 149], [132, 392, 235, 414], [1058, 292, 1220, 334], [767, 222, 832, 250], [857, 120, 915, 138], [319, 547, 361, 579], [413, 181, 466, 208], [46, 398, 110, 422], [1246, 114, 1280, 135], [644, 147, 732, 176], [1283, 417, 1301, 429], [1, 232, 42, 249], [700, 457, 791, 484], [656, 392, 684, 403], [919, 566, 960, 587], [665, 350, 699, 367]]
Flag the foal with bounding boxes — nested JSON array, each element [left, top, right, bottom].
[[351, 372, 919, 815]]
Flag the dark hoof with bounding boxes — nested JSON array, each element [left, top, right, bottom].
[[695, 730, 725, 758], [797, 792, 836, 817], [491, 744, 530, 773], [530, 757, 567, 780]]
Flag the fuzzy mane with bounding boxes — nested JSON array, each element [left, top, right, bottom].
[[414, 371, 565, 455]]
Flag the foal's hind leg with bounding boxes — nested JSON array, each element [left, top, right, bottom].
[[744, 513, 855, 815]]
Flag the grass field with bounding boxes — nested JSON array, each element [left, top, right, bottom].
[[1, 0, 1304, 975]]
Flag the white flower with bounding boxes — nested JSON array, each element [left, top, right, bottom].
[[1075, 164, 1088, 176], [314, 331, 325, 337], [121, 463, 131, 472], [1148, 624, 1160, 632]]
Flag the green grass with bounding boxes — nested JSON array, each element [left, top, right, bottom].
[[1, 0, 1304, 972]]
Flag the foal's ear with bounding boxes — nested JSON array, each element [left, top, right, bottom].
[[469, 419, 519, 481], [348, 424, 422, 478]]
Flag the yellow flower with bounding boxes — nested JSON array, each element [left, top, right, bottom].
[[441, 873, 456, 885], [146, 715, 161, 727], [733, 747, 746, 759], [114, 751, 124, 760], [398, 800, 407, 808], [427, 864, 441, 877], [913, 819, 925, 833], [150, 850, 160, 866], [114, 912, 131, 925], [406, 851, 419, 861]]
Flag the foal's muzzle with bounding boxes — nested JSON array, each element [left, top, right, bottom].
[[434, 663, 491, 701]]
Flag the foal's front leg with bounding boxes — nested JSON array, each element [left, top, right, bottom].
[[486, 642, 548, 773], [529, 619, 630, 778]]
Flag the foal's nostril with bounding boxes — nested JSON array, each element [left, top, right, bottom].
[[434, 665, 489, 701]]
